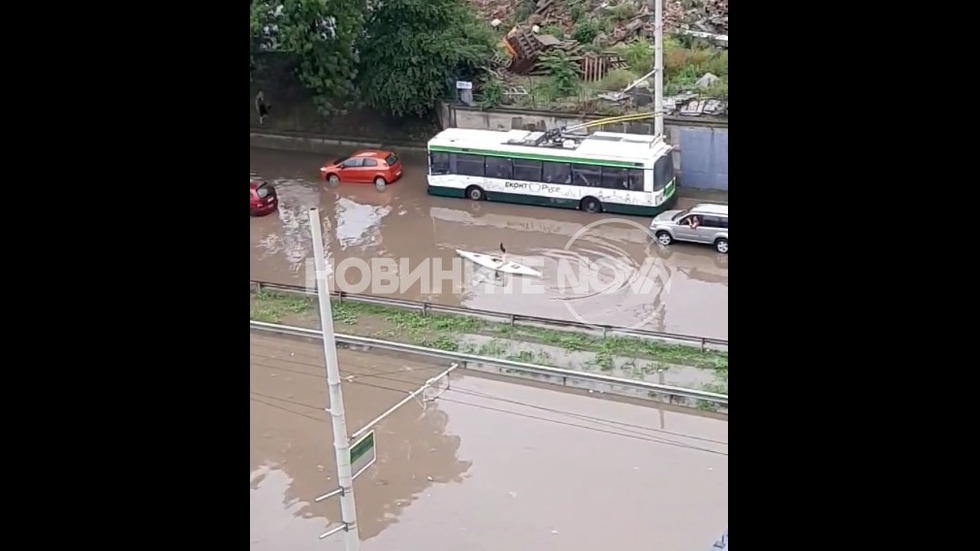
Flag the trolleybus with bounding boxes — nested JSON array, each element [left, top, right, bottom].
[[425, 127, 677, 216]]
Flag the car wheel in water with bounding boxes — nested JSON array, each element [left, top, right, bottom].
[[656, 231, 673, 246], [375, 177, 387, 191], [327, 174, 340, 188], [715, 238, 728, 254]]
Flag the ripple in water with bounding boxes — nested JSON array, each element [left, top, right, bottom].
[[534, 232, 672, 329]]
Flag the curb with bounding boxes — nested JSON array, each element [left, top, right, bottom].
[[250, 130, 428, 153]]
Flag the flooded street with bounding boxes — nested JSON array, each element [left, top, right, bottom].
[[251, 332, 729, 551], [250, 146, 728, 339]]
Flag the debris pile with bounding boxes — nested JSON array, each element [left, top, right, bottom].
[[472, 0, 728, 45], [502, 25, 628, 81], [475, 0, 728, 118]]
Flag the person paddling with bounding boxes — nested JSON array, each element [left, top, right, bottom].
[[493, 242, 506, 279]]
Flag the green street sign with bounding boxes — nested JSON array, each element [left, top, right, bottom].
[[350, 431, 377, 480]]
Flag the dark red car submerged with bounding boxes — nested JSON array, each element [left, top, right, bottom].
[[250, 179, 278, 216]]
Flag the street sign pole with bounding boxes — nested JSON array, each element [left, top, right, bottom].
[[308, 207, 360, 551]]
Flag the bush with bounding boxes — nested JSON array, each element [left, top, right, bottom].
[[541, 24, 564, 39], [609, 3, 636, 22], [571, 20, 600, 44], [662, 35, 728, 95], [703, 76, 728, 99], [617, 38, 653, 73], [598, 69, 638, 91], [539, 51, 581, 98], [478, 79, 505, 108]]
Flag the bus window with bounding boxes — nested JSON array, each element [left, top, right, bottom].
[[430, 152, 450, 175], [513, 159, 542, 182], [600, 167, 627, 189], [653, 155, 675, 191], [542, 161, 571, 184], [571, 164, 602, 187], [455, 154, 486, 177], [626, 169, 644, 191], [485, 156, 514, 179]]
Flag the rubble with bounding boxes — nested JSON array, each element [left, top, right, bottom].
[[470, 0, 729, 42], [694, 72, 719, 88], [472, 0, 728, 118], [502, 25, 628, 80]]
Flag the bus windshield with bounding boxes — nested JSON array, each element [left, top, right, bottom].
[[654, 155, 675, 191]]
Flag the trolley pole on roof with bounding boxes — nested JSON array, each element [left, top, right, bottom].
[[653, 0, 665, 137], [308, 207, 361, 551]]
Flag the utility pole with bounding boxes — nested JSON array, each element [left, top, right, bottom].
[[653, 0, 664, 137], [308, 207, 361, 551]]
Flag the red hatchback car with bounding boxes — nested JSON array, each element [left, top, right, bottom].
[[319, 150, 403, 187], [250, 179, 278, 216]]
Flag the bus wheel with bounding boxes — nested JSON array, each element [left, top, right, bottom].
[[466, 186, 485, 201], [714, 238, 728, 254], [580, 197, 602, 213]]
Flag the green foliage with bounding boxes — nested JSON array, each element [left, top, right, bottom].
[[570, 1, 586, 23], [609, 3, 636, 22], [514, 0, 537, 21], [662, 36, 728, 97], [571, 20, 600, 45], [617, 37, 653, 72], [599, 17, 616, 34], [541, 24, 564, 39], [478, 79, 505, 109], [539, 50, 580, 98], [357, 0, 495, 117], [703, 76, 728, 99], [250, 0, 365, 115], [598, 69, 637, 91]]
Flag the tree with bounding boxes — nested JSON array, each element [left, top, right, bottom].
[[356, 0, 495, 117], [250, 0, 366, 114]]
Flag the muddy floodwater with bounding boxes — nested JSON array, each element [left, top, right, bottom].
[[250, 332, 729, 551], [250, 147, 728, 339]]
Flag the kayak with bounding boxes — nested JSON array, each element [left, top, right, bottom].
[[455, 249, 542, 278]]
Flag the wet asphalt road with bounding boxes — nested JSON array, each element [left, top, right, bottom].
[[250, 332, 729, 551], [250, 146, 728, 340]]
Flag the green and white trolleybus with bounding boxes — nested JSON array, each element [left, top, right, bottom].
[[425, 127, 677, 216]]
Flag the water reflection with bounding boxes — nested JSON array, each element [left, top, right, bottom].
[[334, 196, 390, 250], [249, 337, 471, 545]]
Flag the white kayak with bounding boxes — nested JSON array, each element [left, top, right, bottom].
[[455, 249, 542, 278]]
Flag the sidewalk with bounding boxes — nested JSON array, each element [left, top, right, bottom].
[[678, 187, 728, 205]]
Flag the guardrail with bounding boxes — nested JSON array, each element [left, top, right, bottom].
[[249, 280, 728, 351], [250, 320, 729, 406]]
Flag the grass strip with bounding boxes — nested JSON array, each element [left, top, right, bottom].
[[250, 290, 727, 372]]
